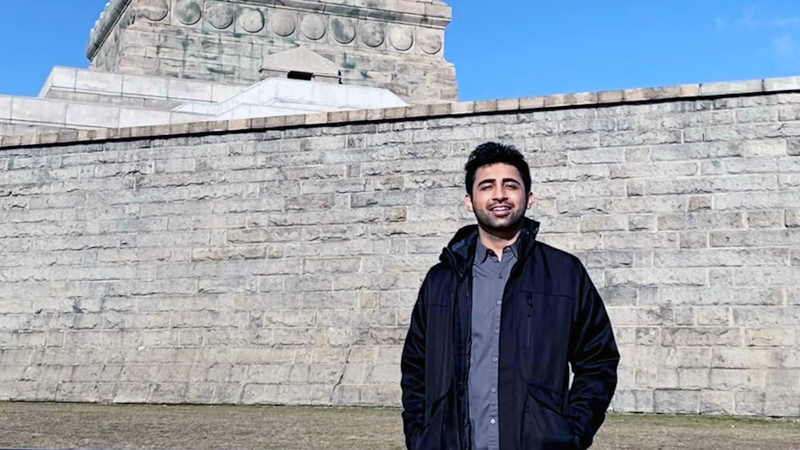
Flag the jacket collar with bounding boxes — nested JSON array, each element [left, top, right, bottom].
[[441, 218, 540, 277]]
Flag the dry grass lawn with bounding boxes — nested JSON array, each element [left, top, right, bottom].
[[0, 402, 798, 450]]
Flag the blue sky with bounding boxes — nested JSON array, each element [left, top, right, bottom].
[[1, 1, 800, 101]]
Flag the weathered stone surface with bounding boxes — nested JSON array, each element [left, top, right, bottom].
[[175, 0, 202, 25], [2, 77, 800, 417], [86, 0, 458, 104], [205, 3, 235, 29]]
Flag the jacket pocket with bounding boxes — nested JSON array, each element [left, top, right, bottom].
[[418, 388, 459, 450], [521, 383, 577, 450]]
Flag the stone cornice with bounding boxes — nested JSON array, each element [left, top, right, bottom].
[[87, 0, 133, 61], [4, 76, 798, 150], [87, 0, 452, 61]]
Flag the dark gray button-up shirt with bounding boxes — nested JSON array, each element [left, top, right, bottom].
[[469, 240, 518, 450]]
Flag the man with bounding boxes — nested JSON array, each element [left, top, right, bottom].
[[401, 142, 619, 450]]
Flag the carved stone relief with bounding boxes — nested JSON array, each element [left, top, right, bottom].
[[136, 0, 169, 22], [360, 23, 385, 48], [300, 15, 326, 40], [272, 10, 296, 37], [389, 25, 414, 52], [418, 29, 443, 55], [331, 18, 356, 44], [238, 8, 265, 34], [206, 2, 235, 29], [175, 0, 202, 26]]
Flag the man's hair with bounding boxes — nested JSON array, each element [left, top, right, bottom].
[[464, 142, 532, 196]]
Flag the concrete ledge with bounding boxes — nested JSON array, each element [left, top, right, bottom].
[[3, 75, 800, 150]]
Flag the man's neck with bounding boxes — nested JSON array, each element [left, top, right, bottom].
[[477, 226, 522, 262]]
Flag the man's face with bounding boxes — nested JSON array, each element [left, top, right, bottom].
[[465, 163, 534, 233]]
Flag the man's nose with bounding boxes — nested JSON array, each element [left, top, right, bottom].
[[492, 186, 508, 200]]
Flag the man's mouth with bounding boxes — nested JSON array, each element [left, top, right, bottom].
[[489, 205, 512, 217]]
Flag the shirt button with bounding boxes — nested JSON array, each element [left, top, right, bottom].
[[491, 387, 497, 393], [490, 419, 496, 425], [494, 329, 500, 334], [493, 357, 498, 362], [496, 300, 502, 305]]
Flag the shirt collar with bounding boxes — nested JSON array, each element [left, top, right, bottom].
[[475, 239, 519, 264]]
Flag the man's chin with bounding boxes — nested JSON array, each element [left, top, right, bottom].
[[476, 216, 525, 234]]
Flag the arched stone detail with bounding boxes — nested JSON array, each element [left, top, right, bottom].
[[271, 10, 296, 37], [300, 14, 326, 40], [360, 23, 385, 48], [331, 17, 356, 44], [136, 0, 169, 22], [205, 2, 235, 30], [389, 25, 414, 52], [238, 8, 265, 34], [175, 0, 202, 26], [418, 29, 443, 55]]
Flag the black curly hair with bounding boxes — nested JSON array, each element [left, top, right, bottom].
[[465, 142, 531, 196]]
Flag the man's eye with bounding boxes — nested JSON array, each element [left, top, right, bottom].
[[480, 185, 492, 190]]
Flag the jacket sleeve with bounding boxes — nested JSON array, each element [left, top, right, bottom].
[[401, 275, 429, 450], [567, 263, 620, 450]]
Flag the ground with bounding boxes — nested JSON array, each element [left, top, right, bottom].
[[1, 402, 799, 450]]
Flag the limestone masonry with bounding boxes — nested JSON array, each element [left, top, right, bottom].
[[0, 1, 799, 418], [88, 0, 457, 104]]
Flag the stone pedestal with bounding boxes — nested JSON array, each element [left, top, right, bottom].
[[87, 0, 458, 104]]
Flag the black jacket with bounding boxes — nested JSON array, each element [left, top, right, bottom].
[[401, 219, 619, 450]]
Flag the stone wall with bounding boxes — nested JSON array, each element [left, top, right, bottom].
[[1, 78, 799, 416]]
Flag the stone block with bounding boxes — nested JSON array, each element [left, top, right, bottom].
[[168, 79, 213, 102], [580, 215, 628, 233], [65, 103, 120, 128], [569, 148, 625, 165], [0, 96, 11, 120], [700, 391, 735, 414], [606, 269, 706, 288], [764, 392, 800, 416], [241, 384, 279, 405], [654, 248, 788, 268], [654, 389, 700, 413], [629, 215, 656, 231], [113, 382, 152, 403], [662, 327, 740, 347], [607, 307, 673, 326], [744, 140, 787, 157], [75, 71, 124, 94], [603, 232, 679, 250], [746, 328, 796, 347], [747, 210, 785, 228], [122, 75, 169, 98], [611, 389, 654, 413], [695, 308, 731, 326], [709, 369, 765, 391], [787, 210, 800, 227], [734, 391, 765, 415], [712, 348, 781, 369], [11, 98, 67, 124], [680, 232, 708, 249]]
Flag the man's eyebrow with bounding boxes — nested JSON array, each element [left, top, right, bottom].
[[477, 178, 496, 184], [502, 178, 521, 184]]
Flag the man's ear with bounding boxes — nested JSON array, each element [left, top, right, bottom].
[[526, 192, 534, 210], [464, 195, 474, 212]]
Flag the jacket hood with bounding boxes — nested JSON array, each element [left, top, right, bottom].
[[440, 218, 541, 275]]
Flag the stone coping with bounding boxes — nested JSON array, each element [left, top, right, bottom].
[[2, 76, 800, 150], [88, 0, 452, 60]]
